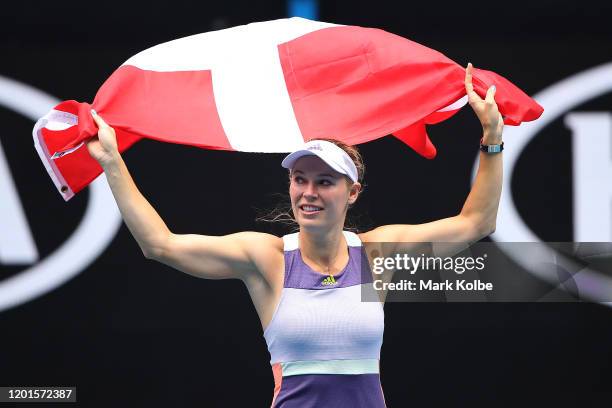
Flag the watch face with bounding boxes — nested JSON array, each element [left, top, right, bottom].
[[480, 143, 503, 153]]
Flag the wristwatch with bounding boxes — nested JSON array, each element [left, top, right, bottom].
[[480, 137, 504, 153]]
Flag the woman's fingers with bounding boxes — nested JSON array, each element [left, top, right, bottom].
[[464, 62, 474, 93], [464, 63, 504, 135], [485, 85, 497, 105], [90, 109, 109, 130], [485, 85, 501, 120], [464, 63, 472, 89], [90, 109, 116, 140], [464, 62, 482, 105], [89, 109, 118, 153]]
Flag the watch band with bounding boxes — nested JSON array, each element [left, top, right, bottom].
[[480, 138, 504, 153]]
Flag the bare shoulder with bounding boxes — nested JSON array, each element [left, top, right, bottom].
[[238, 231, 284, 282], [232, 231, 283, 248], [358, 228, 384, 243], [240, 231, 284, 257], [358, 225, 419, 243]]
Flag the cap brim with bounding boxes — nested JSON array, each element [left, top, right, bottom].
[[281, 150, 316, 169], [281, 149, 349, 179]]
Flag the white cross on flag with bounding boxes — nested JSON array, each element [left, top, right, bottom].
[[32, 17, 543, 201]]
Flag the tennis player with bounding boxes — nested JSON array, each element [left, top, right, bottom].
[[85, 63, 503, 407]]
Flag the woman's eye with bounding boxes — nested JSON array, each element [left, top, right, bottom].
[[319, 179, 332, 186], [294, 176, 305, 183]]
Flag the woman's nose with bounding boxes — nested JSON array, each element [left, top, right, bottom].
[[303, 182, 318, 198]]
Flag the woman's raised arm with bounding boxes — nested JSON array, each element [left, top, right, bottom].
[[87, 110, 171, 260], [87, 111, 280, 281], [360, 63, 504, 252]]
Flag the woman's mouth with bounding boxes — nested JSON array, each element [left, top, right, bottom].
[[300, 205, 324, 214]]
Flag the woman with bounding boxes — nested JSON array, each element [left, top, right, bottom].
[[85, 63, 503, 407]]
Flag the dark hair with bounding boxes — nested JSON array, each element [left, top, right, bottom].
[[311, 138, 366, 184], [255, 138, 369, 233]]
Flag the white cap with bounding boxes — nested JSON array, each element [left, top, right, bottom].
[[281, 140, 358, 183]]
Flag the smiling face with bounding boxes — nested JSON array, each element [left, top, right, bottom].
[[289, 155, 361, 233]]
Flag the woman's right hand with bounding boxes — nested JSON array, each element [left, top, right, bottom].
[[86, 110, 120, 167]]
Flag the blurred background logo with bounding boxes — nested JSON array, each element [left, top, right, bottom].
[[0, 75, 122, 312], [482, 62, 612, 302]]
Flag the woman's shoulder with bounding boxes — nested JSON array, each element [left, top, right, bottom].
[[236, 231, 285, 284], [357, 228, 377, 244], [235, 231, 284, 253]]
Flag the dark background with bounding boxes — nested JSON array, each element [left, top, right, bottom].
[[1, 0, 612, 406]]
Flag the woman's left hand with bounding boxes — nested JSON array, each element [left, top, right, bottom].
[[465, 62, 504, 144]]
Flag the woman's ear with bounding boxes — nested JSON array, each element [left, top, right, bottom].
[[348, 182, 362, 205]]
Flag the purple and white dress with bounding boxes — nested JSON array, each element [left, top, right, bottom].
[[264, 231, 386, 407]]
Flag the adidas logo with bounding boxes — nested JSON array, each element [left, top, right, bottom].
[[321, 275, 337, 286]]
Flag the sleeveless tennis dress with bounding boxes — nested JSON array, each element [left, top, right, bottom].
[[264, 231, 386, 407]]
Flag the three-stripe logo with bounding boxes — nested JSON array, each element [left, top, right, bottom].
[[321, 276, 337, 286]]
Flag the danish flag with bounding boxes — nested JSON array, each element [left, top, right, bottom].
[[32, 17, 542, 201]]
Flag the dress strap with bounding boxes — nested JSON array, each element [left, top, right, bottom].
[[342, 230, 362, 247], [283, 231, 361, 251], [282, 232, 299, 252]]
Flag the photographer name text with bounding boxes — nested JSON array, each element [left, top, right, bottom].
[[373, 279, 493, 291]]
